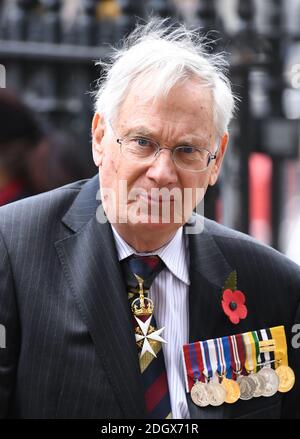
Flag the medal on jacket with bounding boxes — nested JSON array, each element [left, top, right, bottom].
[[182, 341, 209, 406], [275, 365, 295, 392], [183, 339, 227, 407], [182, 325, 295, 408], [244, 331, 266, 397], [191, 381, 210, 407], [217, 336, 240, 403], [268, 326, 295, 393], [255, 328, 279, 396], [221, 377, 240, 403], [202, 340, 226, 406], [239, 331, 259, 399]]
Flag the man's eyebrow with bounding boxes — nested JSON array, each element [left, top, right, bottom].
[[123, 126, 154, 137], [122, 126, 210, 146]]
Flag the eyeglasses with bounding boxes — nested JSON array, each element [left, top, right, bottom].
[[110, 124, 218, 173]]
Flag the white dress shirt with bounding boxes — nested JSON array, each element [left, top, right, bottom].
[[111, 225, 190, 419]]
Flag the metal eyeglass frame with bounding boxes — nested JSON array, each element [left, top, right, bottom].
[[109, 121, 219, 173]]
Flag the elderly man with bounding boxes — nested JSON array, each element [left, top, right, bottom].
[[0, 20, 300, 420]]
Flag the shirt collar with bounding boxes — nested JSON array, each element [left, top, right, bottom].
[[111, 225, 190, 286]]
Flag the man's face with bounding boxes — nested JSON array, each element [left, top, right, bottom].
[[92, 78, 228, 235]]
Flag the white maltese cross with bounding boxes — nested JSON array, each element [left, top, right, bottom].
[[134, 315, 167, 358]]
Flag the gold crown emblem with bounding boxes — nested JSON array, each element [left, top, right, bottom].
[[132, 297, 154, 317], [130, 274, 154, 317]]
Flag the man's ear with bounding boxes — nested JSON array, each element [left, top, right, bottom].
[[208, 132, 229, 186], [92, 112, 105, 167]]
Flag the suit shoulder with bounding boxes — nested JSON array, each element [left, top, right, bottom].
[[204, 217, 259, 244], [204, 217, 300, 279], [0, 178, 89, 233]]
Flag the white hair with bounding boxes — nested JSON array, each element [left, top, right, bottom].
[[94, 18, 236, 137]]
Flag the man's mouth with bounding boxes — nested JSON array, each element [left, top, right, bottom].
[[137, 192, 175, 204]]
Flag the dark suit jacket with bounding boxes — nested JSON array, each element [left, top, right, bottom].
[[0, 175, 300, 419]]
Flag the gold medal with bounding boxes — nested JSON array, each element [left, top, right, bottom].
[[221, 378, 240, 403], [275, 365, 295, 393]]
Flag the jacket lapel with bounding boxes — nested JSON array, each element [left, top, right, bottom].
[[55, 176, 145, 418], [187, 219, 234, 342], [185, 218, 234, 419]]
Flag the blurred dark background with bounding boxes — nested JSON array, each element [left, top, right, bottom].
[[0, 0, 300, 263]]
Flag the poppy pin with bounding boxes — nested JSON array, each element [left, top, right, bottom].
[[221, 271, 247, 324]]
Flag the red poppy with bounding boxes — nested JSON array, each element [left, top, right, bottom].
[[221, 289, 247, 324]]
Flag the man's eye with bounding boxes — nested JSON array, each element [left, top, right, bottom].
[[134, 138, 152, 148], [181, 146, 196, 154]]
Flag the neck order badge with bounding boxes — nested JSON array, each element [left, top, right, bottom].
[[122, 255, 172, 419]]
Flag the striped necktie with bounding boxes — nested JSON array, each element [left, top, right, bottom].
[[122, 255, 172, 419]]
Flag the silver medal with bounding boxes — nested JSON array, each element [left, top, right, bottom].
[[258, 367, 279, 397], [207, 382, 226, 406], [191, 382, 210, 407], [239, 375, 256, 400], [249, 373, 266, 397]]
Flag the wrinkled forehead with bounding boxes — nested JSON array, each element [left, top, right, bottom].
[[115, 76, 215, 142], [117, 73, 213, 114]]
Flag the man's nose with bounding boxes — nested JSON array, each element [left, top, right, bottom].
[[146, 148, 178, 185]]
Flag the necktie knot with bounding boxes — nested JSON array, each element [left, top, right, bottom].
[[123, 254, 165, 290]]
